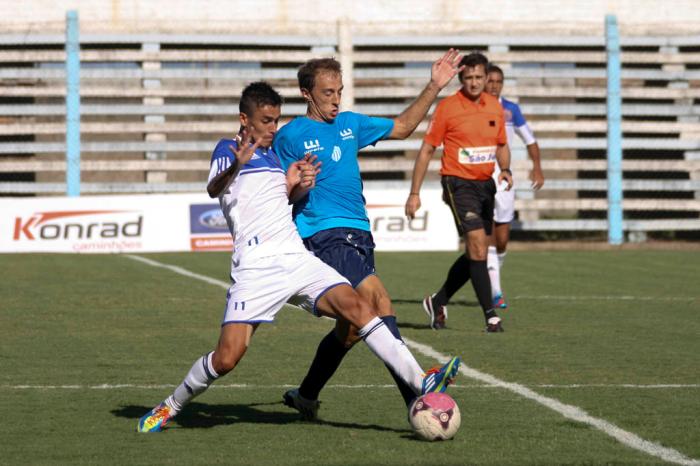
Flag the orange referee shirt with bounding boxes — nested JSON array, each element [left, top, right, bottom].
[[424, 90, 506, 181]]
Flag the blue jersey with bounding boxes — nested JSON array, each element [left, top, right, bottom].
[[273, 111, 394, 238]]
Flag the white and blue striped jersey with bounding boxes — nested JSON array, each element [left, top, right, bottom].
[[494, 97, 537, 181], [208, 138, 307, 268], [500, 97, 536, 147]]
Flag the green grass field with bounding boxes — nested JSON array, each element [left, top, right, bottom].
[[1, 250, 698, 465]]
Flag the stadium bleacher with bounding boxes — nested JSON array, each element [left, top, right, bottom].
[[0, 24, 698, 236]]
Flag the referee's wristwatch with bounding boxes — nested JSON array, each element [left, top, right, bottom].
[[501, 168, 512, 176]]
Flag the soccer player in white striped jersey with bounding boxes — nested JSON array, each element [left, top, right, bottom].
[[485, 65, 545, 309], [137, 82, 460, 433]]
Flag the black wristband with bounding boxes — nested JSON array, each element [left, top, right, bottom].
[[501, 168, 512, 175]]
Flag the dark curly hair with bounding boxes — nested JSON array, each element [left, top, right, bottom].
[[239, 81, 283, 116]]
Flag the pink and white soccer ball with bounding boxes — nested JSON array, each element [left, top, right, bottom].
[[409, 392, 461, 441]]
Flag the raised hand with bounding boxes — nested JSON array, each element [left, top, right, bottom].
[[287, 153, 322, 200], [228, 128, 261, 168], [430, 48, 465, 89]]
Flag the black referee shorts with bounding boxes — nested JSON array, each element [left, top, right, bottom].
[[441, 176, 496, 236]]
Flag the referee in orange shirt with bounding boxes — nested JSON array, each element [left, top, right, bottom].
[[405, 52, 513, 332]]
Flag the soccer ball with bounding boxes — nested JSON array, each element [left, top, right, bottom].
[[409, 392, 461, 441]]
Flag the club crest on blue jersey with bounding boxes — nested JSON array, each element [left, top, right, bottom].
[[331, 146, 342, 162]]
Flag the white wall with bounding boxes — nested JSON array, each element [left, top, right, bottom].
[[1, 0, 698, 34]]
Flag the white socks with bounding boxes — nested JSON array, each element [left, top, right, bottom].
[[358, 317, 423, 395], [166, 351, 219, 414], [161, 318, 431, 414], [487, 246, 502, 298]]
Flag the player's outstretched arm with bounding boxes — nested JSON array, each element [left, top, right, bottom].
[[207, 130, 260, 198], [405, 141, 436, 219], [388, 49, 464, 140], [287, 153, 321, 203]]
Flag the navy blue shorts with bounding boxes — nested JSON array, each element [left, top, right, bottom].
[[303, 227, 376, 289]]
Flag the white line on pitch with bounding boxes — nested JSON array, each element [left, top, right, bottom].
[[405, 338, 700, 466], [125, 254, 231, 288], [125, 254, 700, 466], [535, 384, 700, 389], [3, 383, 699, 390], [512, 295, 696, 301]]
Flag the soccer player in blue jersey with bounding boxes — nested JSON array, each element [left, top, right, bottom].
[[274, 50, 464, 419], [137, 81, 460, 433], [485, 64, 544, 308]]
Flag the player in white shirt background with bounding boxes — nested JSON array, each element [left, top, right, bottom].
[[485, 64, 545, 309], [137, 81, 460, 433]]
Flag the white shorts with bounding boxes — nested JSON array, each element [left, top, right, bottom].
[[223, 252, 350, 325], [494, 185, 515, 224]]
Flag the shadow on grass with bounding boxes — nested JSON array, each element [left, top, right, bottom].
[[393, 297, 479, 330], [114, 401, 411, 434], [392, 298, 479, 308]]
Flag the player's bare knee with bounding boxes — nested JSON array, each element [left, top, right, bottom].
[[323, 286, 377, 328], [211, 352, 237, 375], [345, 294, 376, 327], [212, 345, 246, 375], [358, 278, 394, 316], [467, 240, 487, 261], [361, 288, 391, 315], [374, 294, 394, 317]]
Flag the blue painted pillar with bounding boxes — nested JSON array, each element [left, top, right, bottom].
[[605, 15, 623, 244], [65, 10, 81, 196]]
